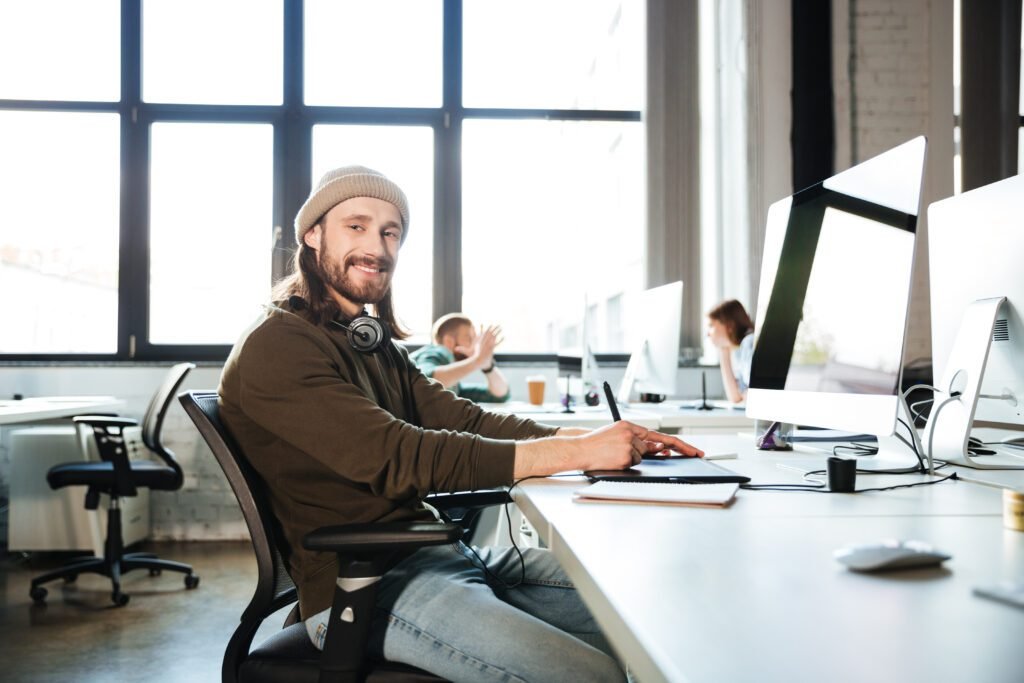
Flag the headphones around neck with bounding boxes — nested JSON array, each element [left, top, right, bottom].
[[288, 296, 391, 354], [331, 314, 391, 354]]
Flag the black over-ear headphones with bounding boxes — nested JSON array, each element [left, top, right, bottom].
[[330, 314, 391, 354], [288, 296, 391, 354]]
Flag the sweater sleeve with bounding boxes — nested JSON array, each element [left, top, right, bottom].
[[234, 321, 516, 498]]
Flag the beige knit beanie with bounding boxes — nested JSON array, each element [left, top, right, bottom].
[[294, 165, 410, 244]]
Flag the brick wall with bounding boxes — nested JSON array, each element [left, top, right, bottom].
[[840, 0, 955, 368]]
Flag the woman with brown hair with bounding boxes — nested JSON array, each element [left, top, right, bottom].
[[707, 299, 755, 404]]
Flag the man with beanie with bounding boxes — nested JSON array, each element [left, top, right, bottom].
[[218, 165, 703, 682], [411, 312, 511, 402]]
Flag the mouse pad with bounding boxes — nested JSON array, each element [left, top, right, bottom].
[[585, 457, 750, 483]]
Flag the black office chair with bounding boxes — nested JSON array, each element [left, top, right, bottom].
[[30, 363, 200, 607], [179, 390, 512, 683]]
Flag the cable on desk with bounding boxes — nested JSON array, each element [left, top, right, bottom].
[[741, 471, 959, 493]]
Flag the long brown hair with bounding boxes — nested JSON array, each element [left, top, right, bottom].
[[708, 299, 753, 346], [270, 241, 410, 340]]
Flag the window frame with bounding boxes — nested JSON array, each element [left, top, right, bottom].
[[0, 0, 642, 362]]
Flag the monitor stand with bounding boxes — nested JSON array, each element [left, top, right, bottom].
[[694, 371, 719, 411], [855, 394, 926, 472], [925, 296, 1024, 470]]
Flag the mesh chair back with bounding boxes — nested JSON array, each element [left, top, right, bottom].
[[141, 362, 195, 472], [178, 391, 297, 623]]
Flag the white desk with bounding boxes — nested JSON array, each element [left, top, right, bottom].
[[626, 400, 755, 434], [0, 395, 124, 425], [485, 402, 662, 429], [1, 396, 149, 554], [485, 401, 754, 434], [513, 435, 1024, 683]]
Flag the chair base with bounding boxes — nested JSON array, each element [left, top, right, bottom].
[[30, 551, 199, 607]]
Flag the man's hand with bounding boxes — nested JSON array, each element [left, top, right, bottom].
[[514, 421, 703, 479], [455, 324, 503, 370], [574, 422, 703, 471]]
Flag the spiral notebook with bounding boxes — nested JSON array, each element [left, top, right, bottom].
[[574, 481, 739, 506]]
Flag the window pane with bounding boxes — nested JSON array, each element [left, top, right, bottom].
[[462, 120, 644, 353], [143, 0, 282, 104], [463, 0, 644, 110], [304, 0, 442, 107], [149, 123, 273, 344], [0, 0, 119, 101], [311, 125, 434, 343], [0, 112, 120, 353]]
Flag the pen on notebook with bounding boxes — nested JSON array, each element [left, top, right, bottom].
[[602, 381, 622, 422]]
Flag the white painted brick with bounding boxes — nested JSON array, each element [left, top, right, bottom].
[[847, 0, 934, 364]]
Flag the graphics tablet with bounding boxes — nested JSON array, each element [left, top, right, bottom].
[[584, 456, 750, 484]]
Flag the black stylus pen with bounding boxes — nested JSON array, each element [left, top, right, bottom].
[[602, 381, 621, 422]]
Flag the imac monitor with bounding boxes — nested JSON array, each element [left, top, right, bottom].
[[746, 137, 927, 469], [927, 174, 1024, 469], [617, 281, 683, 403]]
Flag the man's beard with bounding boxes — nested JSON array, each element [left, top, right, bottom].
[[317, 242, 394, 306]]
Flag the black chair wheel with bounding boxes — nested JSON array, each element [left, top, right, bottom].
[[149, 568, 162, 577], [30, 586, 48, 604], [63, 574, 78, 583], [184, 574, 200, 590], [112, 591, 130, 607]]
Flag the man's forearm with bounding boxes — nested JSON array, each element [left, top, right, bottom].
[[430, 357, 482, 388], [485, 366, 510, 398], [513, 436, 579, 479]]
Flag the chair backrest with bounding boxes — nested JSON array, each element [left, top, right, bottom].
[[178, 391, 297, 628], [141, 362, 196, 471]]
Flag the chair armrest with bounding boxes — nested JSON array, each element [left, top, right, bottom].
[[73, 415, 139, 428], [302, 521, 461, 555], [426, 488, 511, 512]]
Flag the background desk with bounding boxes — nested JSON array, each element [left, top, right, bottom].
[[0, 395, 123, 425], [2, 396, 150, 554], [513, 435, 1024, 683], [484, 401, 754, 435]]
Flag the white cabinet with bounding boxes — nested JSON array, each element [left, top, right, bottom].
[[7, 426, 150, 554]]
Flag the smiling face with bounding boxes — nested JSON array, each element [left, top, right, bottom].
[[303, 196, 404, 317]]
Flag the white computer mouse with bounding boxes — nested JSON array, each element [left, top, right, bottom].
[[834, 540, 951, 572]]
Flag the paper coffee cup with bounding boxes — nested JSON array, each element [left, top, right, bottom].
[[527, 375, 546, 406]]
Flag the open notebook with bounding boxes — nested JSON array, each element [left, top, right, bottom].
[[574, 481, 739, 506]]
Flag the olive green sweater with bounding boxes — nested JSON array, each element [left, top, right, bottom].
[[218, 302, 557, 618]]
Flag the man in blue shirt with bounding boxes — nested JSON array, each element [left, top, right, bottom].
[[411, 313, 511, 402]]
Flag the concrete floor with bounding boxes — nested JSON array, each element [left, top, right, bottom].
[[0, 541, 287, 682]]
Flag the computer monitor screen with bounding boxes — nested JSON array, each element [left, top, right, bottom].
[[746, 136, 926, 438], [617, 281, 683, 400], [929, 174, 1024, 431]]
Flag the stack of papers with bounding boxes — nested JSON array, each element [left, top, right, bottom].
[[574, 481, 739, 506]]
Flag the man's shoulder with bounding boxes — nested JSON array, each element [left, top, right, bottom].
[[235, 307, 335, 360], [410, 344, 454, 364]]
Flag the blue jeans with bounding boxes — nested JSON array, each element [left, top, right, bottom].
[[305, 542, 626, 683]]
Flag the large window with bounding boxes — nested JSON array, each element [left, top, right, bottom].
[[0, 0, 644, 359]]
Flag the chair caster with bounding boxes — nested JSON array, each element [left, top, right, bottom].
[[149, 568, 162, 577], [184, 574, 200, 590], [112, 591, 130, 607], [30, 586, 48, 604]]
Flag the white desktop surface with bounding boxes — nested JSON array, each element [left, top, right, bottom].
[[513, 435, 1024, 683], [628, 400, 754, 431], [485, 402, 662, 429], [485, 400, 754, 433], [0, 396, 123, 425]]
